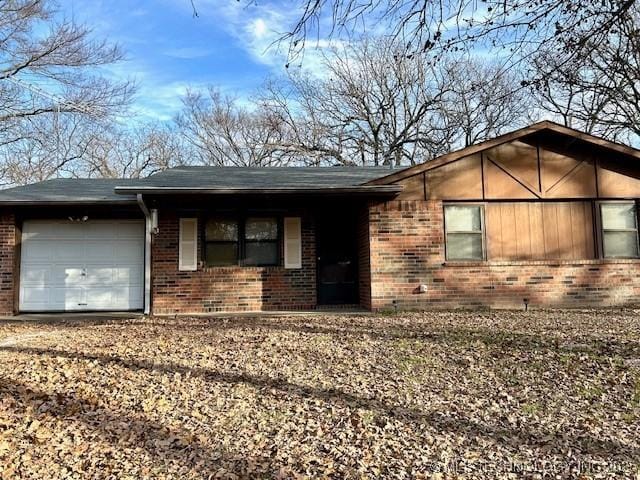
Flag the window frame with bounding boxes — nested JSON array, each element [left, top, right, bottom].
[[243, 216, 281, 267], [203, 218, 240, 267], [596, 200, 640, 259], [443, 203, 486, 262], [203, 215, 282, 267]]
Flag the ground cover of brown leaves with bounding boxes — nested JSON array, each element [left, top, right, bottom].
[[0, 309, 639, 479]]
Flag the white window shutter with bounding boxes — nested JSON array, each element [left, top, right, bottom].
[[179, 218, 198, 271], [284, 217, 302, 269]]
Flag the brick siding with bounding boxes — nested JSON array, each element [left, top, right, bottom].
[[0, 213, 15, 315], [356, 206, 371, 310], [151, 211, 317, 314], [369, 200, 640, 310]]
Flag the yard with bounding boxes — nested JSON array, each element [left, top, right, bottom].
[[0, 310, 639, 479]]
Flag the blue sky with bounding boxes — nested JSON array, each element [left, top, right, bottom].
[[58, 0, 305, 121]]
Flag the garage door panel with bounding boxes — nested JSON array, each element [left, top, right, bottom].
[[84, 221, 144, 239], [55, 241, 86, 261], [22, 222, 68, 240], [20, 286, 85, 311], [85, 288, 115, 309], [84, 243, 143, 263], [21, 241, 55, 262], [21, 286, 53, 306], [62, 266, 87, 286], [84, 241, 115, 262], [20, 220, 144, 312], [85, 266, 143, 285], [53, 287, 86, 310], [20, 264, 51, 285], [115, 266, 143, 284], [24, 222, 84, 240], [118, 222, 145, 239], [114, 240, 144, 260], [85, 222, 119, 239], [85, 287, 141, 310]]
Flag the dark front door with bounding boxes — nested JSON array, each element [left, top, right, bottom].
[[316, 214, 358, 305]]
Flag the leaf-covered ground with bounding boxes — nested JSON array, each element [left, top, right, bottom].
[[1, 310, 639, 479]]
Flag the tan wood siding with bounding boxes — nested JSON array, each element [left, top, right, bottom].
[[395, 173, 425, 200], [484, 141, 540, 198], [541, 148, 597, 198], [397, 136, 640, 201], [483, 158, 540, 199], [424, 154, 483, 200], [486, 202, 595, 260], [597, 159, 640, 197]]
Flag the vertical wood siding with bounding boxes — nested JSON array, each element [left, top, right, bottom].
[[485, 202, 595, 261]]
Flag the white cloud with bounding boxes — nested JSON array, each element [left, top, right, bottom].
[[163, 0, 340, 77], [251, 18, 267, 39], [132, 81, 210, 122]]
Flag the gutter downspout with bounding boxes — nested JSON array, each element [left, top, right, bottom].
[[137, 194, 152, 315]]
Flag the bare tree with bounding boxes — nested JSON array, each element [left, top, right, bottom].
[[274, 0, 637, 77], [437, 59, 533, 149], [260, 38, 455, 166], [529, 3, 640, 145], [81, 124, 188, 179], [258, 38, 530, 166], [0, 113, 97, 185], [0, 0, 134, 121], [176, 88, 291, 166], [0, 0, 136, 185], [258, 76, 349, 166]]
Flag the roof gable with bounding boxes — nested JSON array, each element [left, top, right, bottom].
[[367, 121, 640, 185]]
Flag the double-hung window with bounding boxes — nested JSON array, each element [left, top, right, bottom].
[[600, 202, 640, 258], [244, 217, 279, 266], [205, 217, 280, 266], [444, 205, 485, 261], [205, 219, 239, 266]]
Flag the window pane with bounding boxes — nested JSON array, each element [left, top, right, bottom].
[[205, 242, 237, 266], [445, 206, 481, 232], [603, 231, 639, 258], [446, 233, 483, 260], [245, 242, 278, 266], [206, 219, 238, 241], [246, 217, 278, 240], [601, 203, 637, 230]]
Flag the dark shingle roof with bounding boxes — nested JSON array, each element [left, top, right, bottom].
[[122, 166, 395, 189], [0, 178, 139, 205], [0, 166, 401, 205]]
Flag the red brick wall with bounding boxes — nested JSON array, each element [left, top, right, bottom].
[[0, 213, 15, 315], [151, 211, 317, 314], [356, 206, 371, 310], [369, 200, 640, 310]]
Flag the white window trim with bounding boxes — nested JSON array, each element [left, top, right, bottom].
[[596, 200, 640, 259], [443, 203, 486, 261]]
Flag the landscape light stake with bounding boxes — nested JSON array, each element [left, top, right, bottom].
[[523, 298, 529, 312]]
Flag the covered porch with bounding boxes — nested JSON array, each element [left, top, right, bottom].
[[141, 193, 392, 315]]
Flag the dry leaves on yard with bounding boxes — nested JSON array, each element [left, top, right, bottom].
[[0, 310, 639, 479]]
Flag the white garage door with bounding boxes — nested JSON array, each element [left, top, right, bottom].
[[19, 220, 144, 312]]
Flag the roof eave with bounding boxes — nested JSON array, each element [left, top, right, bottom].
[[0, 199, 139, 207], [113, 185, 403, 196]]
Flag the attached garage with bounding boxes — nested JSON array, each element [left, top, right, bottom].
[[19, 220, 145, 312]]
